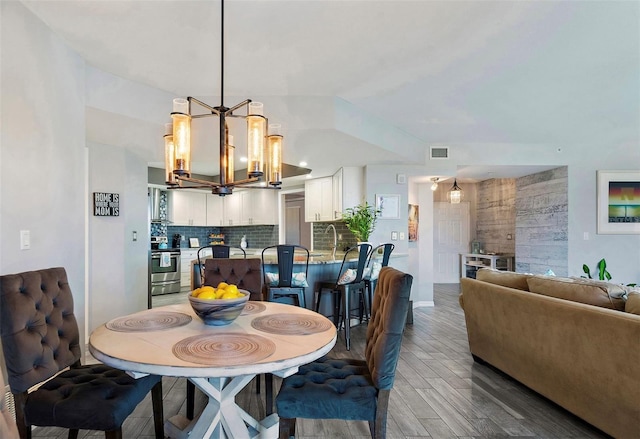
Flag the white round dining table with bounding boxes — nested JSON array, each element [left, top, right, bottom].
[[89, 301, 337, 439]]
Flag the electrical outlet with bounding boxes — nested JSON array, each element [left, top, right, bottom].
[[132, 231, 138, 242], [399, 232, 405, 240], [338, 234, 342, 240], [507, 233, 513, 240], [391, 231, 398, 241]]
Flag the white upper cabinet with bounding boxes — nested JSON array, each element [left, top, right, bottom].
[[170, 191, 207, 226], [223, 190, 278, 226], [305, 176, 333, 222], [206, 194, 224, 227], [333, 167, 364, 219]]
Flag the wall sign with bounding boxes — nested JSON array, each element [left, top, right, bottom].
[[93, 192, 120, 216]]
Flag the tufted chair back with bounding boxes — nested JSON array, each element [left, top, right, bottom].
[[203, 258, 263, 301], [0, 267, 81, 393], [364, 266, 413, 390]]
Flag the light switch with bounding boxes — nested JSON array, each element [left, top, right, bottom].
[[391, 231, 398, 241], [132, 231, 138, 242], [399, 232, 405, 240], [20, 230, 31, 250]]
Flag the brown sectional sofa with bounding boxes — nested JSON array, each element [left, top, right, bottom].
[[460, 268, 640, 439]]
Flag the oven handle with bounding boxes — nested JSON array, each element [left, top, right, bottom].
[[151, 252, 181, 258]]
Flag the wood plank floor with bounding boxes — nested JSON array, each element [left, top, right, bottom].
[[34, 284, 610, 438]]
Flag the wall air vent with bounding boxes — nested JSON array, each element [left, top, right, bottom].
[[430, 146, 449, 159]]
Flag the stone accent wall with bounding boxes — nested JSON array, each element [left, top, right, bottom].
[[476, 179, 516, 254], [515, 167, 568, 276]]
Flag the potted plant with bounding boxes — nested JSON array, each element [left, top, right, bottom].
[[342, 202, 380, 243]]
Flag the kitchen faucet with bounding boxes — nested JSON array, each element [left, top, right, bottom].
[[325, 224, 337, 260]]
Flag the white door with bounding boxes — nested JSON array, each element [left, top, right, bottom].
[[433, 202, 470, 283], [285, 206, 301, 245]]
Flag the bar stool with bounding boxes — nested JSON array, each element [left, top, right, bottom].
[[363, 243, 395, 319], [315, 243, 372, 350], [262, 245, 310, 308]]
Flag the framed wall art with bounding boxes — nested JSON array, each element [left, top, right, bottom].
[[597, 170, 640, 234], [408, 204, 419, 241], [375, 194, 400, 219]]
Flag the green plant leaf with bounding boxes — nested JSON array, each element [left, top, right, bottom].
[[342, 202, 379, 242]]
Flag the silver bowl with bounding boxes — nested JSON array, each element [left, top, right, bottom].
[[188, 290, 250, 326]]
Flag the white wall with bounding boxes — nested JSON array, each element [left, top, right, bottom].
[[1, 2, 87, 345], [88, 142, 149, 332]]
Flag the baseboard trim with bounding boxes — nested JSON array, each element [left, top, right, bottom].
[[413, 300, 435, 307]]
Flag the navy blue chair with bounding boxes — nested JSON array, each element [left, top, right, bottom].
[[363, 243, 395, 319], [276, 267, 413, 439], [262, 245, 310, 308], [0, 267, 164, 439], [315, 243, 372, 350]]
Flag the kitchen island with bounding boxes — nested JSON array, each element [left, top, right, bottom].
[[190, 249, 407, 313]]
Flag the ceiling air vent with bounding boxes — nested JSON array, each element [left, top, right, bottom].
[[430, 146, 449, 159]]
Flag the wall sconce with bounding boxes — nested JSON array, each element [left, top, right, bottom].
[[447, 179, 463, 204], [430, 177, 439, 191]]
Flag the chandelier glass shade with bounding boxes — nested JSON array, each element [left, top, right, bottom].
[[163, 0, 282, 196], [447, 179, 463, 204]]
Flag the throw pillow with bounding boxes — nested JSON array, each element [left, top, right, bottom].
[[338, 268, 357, 285], [266, 271, 309, 287], [527, 276, 626, 311], [369, 262, 382, 280], [476, 268, 531, 291], [265, 272, 279, 286], [626, 291, 640, 315], [292, 272, 309, 287]]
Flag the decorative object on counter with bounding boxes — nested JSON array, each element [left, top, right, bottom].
[[342, 202, 380, 242], [241, 235, 247, 249], [163, 0, 284, 196], [189, 237, 200, 248], [375, 194, 400, 219], [447, 178, 464, 204], [209, 233, 225, 245]]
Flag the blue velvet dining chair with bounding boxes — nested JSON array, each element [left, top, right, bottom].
[[276, 266, 413, 439], [0, 267, 164, 439]]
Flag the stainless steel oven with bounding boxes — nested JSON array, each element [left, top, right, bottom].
[[150, 250, 181, 295]]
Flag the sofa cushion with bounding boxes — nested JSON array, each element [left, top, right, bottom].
[[626, 291, 640, 315], [527, 276, 626, 311], [476, 268, 531, 291]]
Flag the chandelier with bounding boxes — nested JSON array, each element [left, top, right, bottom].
[[163, 0, 282, 196], [447, 179, 463, 204]]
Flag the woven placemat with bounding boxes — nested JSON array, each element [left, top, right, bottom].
[[251, 313, 333, 335], [106, 312, 192, 332], [172, 333, 276, 366], [241, 301, 267, 315]]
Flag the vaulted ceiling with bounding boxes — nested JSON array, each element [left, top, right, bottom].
[[21, 0, 639, 183]]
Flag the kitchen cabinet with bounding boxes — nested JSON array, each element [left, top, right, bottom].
[[179, 249, 207, 292], [332, 167, 363, 220], [305, 176, 333, 222], [170, 191, 207, 226], [206, 194, 225, 227], [223, 190, 278, 226]]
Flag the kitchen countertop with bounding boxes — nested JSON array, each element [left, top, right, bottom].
[[191, 249, 407, 266]]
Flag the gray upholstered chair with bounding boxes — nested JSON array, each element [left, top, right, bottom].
[[0, 267, 164, 439], [276, 266, 413, 439]]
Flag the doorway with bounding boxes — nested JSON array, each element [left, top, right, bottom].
[[433, 201, 470, 282], [283, 192, 311, 248]]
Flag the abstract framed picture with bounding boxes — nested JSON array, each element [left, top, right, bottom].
[[375, 194, 400, 219], [408, 204, 419, 241], [597, 170, 640, 234]]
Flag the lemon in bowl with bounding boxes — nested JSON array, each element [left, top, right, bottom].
[[189, 285, 249, 326]]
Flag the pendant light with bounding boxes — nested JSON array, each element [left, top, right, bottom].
[[447, 179, 463, 204]]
